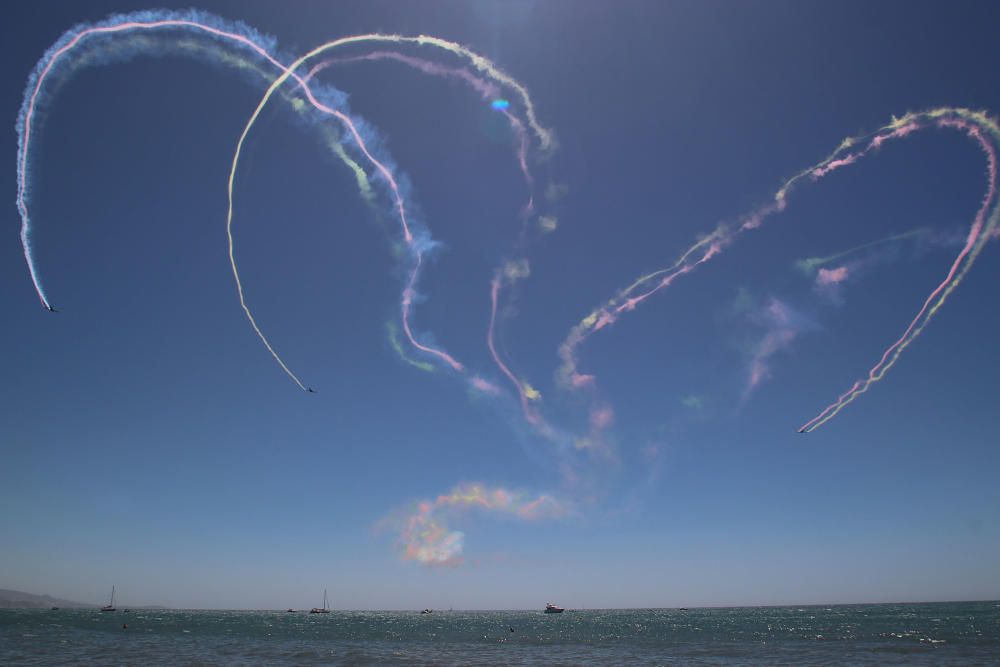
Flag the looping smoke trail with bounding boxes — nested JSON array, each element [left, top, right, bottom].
[[489, 269, 544, 429], [307, 51, 500, 101], [16, 11, 376, 390], [22, 13, 999, 564], [798, 110, 1000, 432], [560, 108, 1000, 433], [16, 10, 289, 313], [303, 49, 546, 390], [229, 32, 554, 379], [19, 14, 564, 561], [19, 13, 553, 389], [305, 50, 536, 207]]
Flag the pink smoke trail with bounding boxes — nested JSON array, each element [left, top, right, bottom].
[[228, 45, 470, 381], [558, 239, 723, 393], [488, 274, 541, 426], [811, 154, 859, 179], [303, 49, 544, 385], [402, 252, 464, 371], [305, 50, 534, 202], [306, 51, 500, 100]]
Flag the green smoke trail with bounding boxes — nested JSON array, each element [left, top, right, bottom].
[[794, 227, 930, 276]]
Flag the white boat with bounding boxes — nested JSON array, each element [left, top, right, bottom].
[[309, 589, 331, 614], [101, 586, 116, 612], [544, 602, 564, 613]]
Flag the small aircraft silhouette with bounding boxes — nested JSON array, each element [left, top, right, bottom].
[[46, 306, 58, 313], [307, 388, 316, 393]]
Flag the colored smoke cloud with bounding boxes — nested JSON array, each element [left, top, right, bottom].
[[470, 376, 502, 395], [746, 298, 814, 393], [380, 483, 570, 567], [590, 405, 615, 430], [681, 395, 705, 410], [814, 265, 850, 301], [816, 266, 849, 286]]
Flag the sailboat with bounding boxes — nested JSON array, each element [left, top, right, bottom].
[[309, 589, 330, 614], [101, 586, 116, 612]]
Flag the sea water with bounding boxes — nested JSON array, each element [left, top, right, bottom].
[[3, 601, 999, 665]]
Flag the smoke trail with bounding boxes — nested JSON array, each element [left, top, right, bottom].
[[420, 38, 554, 152], [489, 271, 544, 428], [798, 111, 1000, 432], [16, 10, 382, 390], [379, 482, 570, 566], [305, 50, 536, 202], [229, 32, 555, 379], [294, 34, 557, 152], [16, 10, 289, 312], [557, 231, 725, 390], [305, 49, 546, 390], [386, 322, 436, 373], [169, 38, 377, 207], [560, 108, 1000, 433], [20, 13, 553, 388], [170, 38, 380, 219], [307, 51, 500, 102], [794, 227, 931, 277]]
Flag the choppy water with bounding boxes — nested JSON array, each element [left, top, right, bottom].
[[3, 601, 999, 665]]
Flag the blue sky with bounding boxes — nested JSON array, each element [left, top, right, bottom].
[[2, 0, 999, 610]]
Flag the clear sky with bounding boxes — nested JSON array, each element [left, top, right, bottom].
[[2, 0, 999, 610]]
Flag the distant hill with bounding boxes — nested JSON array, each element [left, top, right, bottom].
[[0, 589, 95, 609], [0, 589, 167, 610]]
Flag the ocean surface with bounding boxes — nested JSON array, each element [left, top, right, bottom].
[[2, 601, 999, 665]]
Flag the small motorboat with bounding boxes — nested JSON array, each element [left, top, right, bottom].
[[544, 602, 564, 614], [420, 608, 433, 614]]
